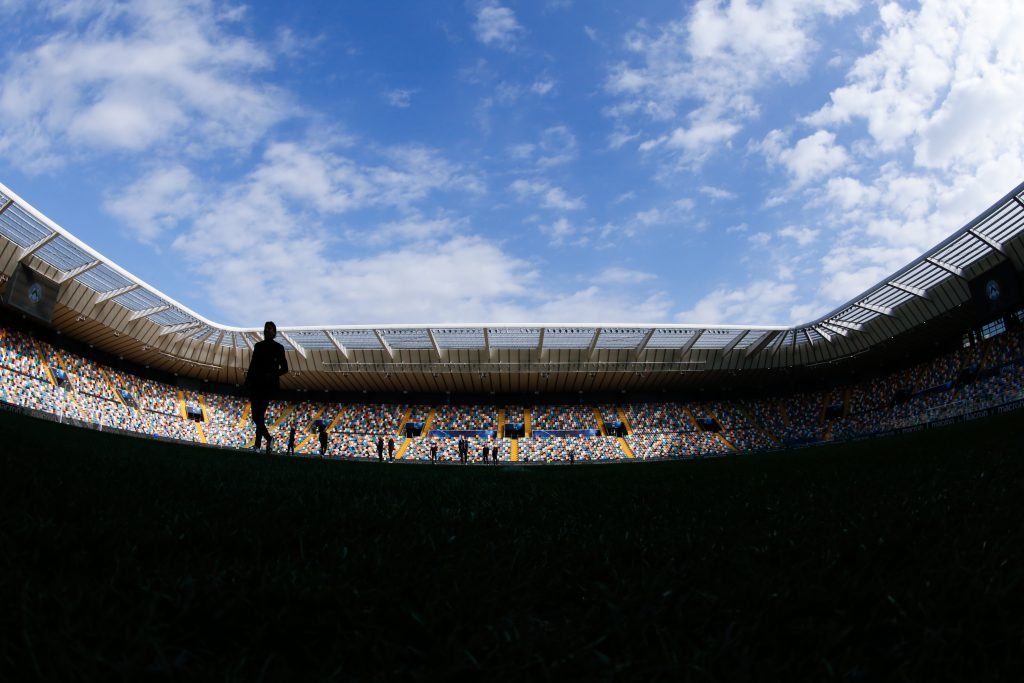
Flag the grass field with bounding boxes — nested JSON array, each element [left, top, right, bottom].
[[2, 408, 1023, 681]]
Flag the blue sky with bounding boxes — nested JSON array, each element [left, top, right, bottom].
[[2, 0, 1023, 328]]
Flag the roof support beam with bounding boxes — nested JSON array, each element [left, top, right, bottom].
[[157, 321, 203, 337], [1014, 196, 1024, 211], [852, 302, 896, 317], [426, 328, 443, 361], [55, 259, 102, 284], [633, 328, 656, 359], [0, 198, 13, 215], [278, 331, 306, 359], [926, 257, 966, 279], [824, 319, 862, 332], [536, 328, 546, 360], [813, 325, 834, 342], [720, 329, 748, 354], [95, 283, 139, 303], [887, 281, 929, 300], [483, 327, 491, 356], [587, 328, 602, 358], [17, 231, 58, 260], [679, 329, 703, 354], [967, 228, 1006, 255], [128, 305, 170, 322], [819, 322, 850, 337], [769, 331, 790, 356], [373, 329, 395, 360], [324, 331, 350, 359], [745, 330, 779, 356], [191, 327, 216, 344]]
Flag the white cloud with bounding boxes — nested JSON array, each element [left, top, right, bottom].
[[507, 143, 536, 160], [543, 217, 578, 245], [676, 280, 801, 326], [350, 215, 464, 246], [790, 1, 1024, 308], [473, 1, 524, 49], [594, 267, 656, 285], [103, 164, 199, 243], [509, 126, 578, 167], [777, 225, 819, 247], [0, 0, 289, 171], [761, 129, 850, 187], [384, 88, 415, 108], [531, 78, 556, 96], [604, 0, 859, 162], [536, 126, 578, 167], [825, 176, 879, 210], [503, 287, 671, 324], [510, 179, 585, 211], [699, 185, 737, 200]]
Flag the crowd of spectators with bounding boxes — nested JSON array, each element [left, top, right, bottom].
[[518, 435, 622, 462], [530, 405, 596, 431], [326, 433, 403, 460], [505, 405, 525, 425], [6, 317, 1024, 462], [625, 403, 696, 432], [330, 403, 405, 434], [404, 436, 503, 462], [431, 404, 497, 431], [0, 328, 49, 380], [625, 432, 728, 459]]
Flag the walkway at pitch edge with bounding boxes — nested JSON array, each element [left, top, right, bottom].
[[198, 394, 214, 445], [396, 407, 428, 459], [702, 404, 737, 453], [246, 404, 294, 448], [177, 390, 207, 444], [614, 407, 635, 459], [39, 342, 87, 422], [295, 406, 327, 453]]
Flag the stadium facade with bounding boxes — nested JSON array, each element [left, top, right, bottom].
[[2, 179, 1024, 395]]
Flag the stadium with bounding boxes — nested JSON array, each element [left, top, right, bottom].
[[3, 178, 1024, 460], [4, 178, 1024, 679], [5, 1, 1024, 679]]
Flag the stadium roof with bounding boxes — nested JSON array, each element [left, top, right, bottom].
[[2, 178, 1024, 394]]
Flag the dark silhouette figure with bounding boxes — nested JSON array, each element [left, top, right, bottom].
[[245, 321, 288, 453], [459, 436, 467, 465], [388, 436, 395, 461], [318, 423, 329, 457], [482, 444, 489, 464], [287, 424, 297, 455], [491, 441, 499, 465], [376, 435, 384, 462], [430, 441, 438, 464], [569, 448, 575, 466]]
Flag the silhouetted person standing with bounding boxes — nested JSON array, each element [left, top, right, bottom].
[[388, 436, 395, 461], [491, 440, 499, 465], [569, 447, 575, 466], [376, 435, 384, 462], [245, 321, 288, 454], [482, 443, 489, 464], [318, 423, 329, 457], [430, 441, 438, 464], [287, 423, 297, 455]]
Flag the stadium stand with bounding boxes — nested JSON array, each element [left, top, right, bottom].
[[4, 316, 1024, 463]]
